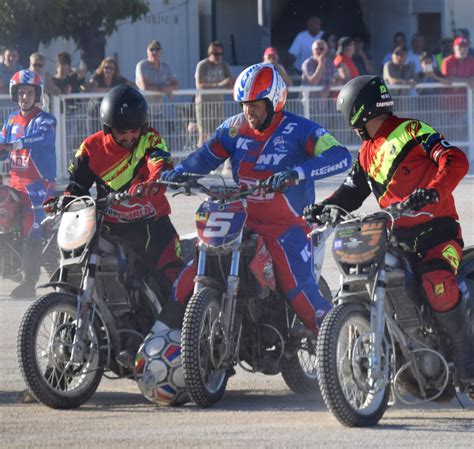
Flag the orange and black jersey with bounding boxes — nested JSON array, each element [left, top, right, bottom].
[[327, 115, 469, 229], [66, 128, 173, 223]]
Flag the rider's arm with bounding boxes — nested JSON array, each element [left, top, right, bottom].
[[175, 127, 230, 174], [144, 132, 174, 180], [65, 144, 96, 196], [422, 134, 469, 201], [13, 114, 56, 156], [322, 158, 372, 212], [295, 128, 352, 181]]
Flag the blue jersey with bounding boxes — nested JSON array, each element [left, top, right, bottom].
[[176, 110, 351, 222], [0, 106, 56, 191]]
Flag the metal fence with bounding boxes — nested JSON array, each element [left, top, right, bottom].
[[0, 83, 472, 181]]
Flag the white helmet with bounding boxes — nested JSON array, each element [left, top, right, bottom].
[[233, 63, 287, 113]]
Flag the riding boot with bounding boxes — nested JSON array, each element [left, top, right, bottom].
[[11, 237, 42, 299], [434, 300, 474, 385]]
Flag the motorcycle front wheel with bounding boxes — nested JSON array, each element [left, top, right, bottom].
[[316, 302, 390, 427], [17, 292, 105, 409], [181, 287, 229, 407], [281, 276, 332, 394]]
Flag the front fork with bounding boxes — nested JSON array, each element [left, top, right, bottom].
[[194, 234, 242, 363], [69, 251, 100, 365], [368, 261, 387, 386]]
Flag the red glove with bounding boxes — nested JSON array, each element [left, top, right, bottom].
[[42, 196, 59, 214]]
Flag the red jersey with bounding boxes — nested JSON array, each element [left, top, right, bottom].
[[66, 128, 172, 223], [327, 115, 469, 228]]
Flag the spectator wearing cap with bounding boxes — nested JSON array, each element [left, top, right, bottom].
[[441, 36, 474, 87], [383, 46, 416, 88], [333, 37, 359, 84], [135, 40, 179, 98], [195, 41, 234, 146], [0, 46, 23, 93], [262, 47, 293, 86], [288, 16, 324, 73]]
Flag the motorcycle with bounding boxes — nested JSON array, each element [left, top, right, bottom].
[[0, 157, 58, 294], [17, 192, 178, 409], [160, 174, 332, 407], [312, 204, 474, 427]]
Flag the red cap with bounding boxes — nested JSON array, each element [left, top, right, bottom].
[[264, 47, 278, 57], [453, 36, 469, 47]]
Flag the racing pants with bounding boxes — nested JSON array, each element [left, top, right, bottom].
[[171, 219, 332, 334]]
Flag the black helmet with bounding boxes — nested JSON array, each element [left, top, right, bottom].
[[100, 84, 148, 134], [336, 75, 393, 140]]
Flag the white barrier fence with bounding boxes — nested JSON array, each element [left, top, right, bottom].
[[0, 83, 472, 181]]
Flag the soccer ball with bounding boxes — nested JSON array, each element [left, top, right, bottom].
[[134, 328, 189, 406]]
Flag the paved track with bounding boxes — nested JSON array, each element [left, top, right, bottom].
[[1, 176, 473, 449]]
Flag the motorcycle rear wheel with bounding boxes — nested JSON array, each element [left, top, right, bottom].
[[17, 292, 104, 409], [316, 302, 390, 427], [182, 287, 229, 407], [281, 276, 332, 394]]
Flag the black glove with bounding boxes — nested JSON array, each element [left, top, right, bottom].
[[402, 188, 439, 211], [264, 170, 299, 192], [303, 202, 327, 225], [160, 170, 189, 189]]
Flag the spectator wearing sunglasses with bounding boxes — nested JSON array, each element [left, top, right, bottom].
[[28, 52, 60, 96], [87, 57, 134, 92], [135, 40, 179, 99], [195, 41, 234, 146]]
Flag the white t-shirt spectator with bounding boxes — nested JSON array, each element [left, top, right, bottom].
[[289, 30, 324, 71]]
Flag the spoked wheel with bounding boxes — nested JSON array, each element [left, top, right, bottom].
[[41, 234, 59, 278], [316, 302, 390, 427], [182, 287, 229, 407], [281, 276, 332, 394], [17, 292, 105, 409]]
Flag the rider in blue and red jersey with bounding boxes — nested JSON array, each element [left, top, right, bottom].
[[161, 63, 352, 335], [0, 69, 56, 298]]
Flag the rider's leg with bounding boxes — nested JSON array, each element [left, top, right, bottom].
[[253, 221, 332, 335], [418, 239, 474, 384]]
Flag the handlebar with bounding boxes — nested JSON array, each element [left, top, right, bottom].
[[308, 203, 434, 237], [157, 173, 274, 203]]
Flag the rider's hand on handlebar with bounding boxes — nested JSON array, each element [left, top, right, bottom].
[[160, 170, 188, 189], [42, 196, 59, 214], [400, 188, 439, 211], [128, 180, 160, 197], [304, 202, 327, 225], [264, 170, 299, 192]]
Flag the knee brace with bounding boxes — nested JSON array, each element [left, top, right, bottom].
[[421, 269, 459, 312]]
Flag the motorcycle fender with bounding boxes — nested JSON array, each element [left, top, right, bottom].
[[37, 281, 80, 295], [194, 275, 224, 293]]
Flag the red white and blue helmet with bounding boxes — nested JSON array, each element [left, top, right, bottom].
[[10, 70, 43, 103], [233, 63, 287, 113]]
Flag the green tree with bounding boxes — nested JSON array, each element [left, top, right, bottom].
[[0, 0, 149, 70]]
